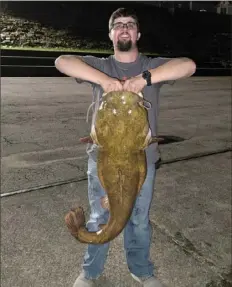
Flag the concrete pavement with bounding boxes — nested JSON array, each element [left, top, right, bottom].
[[1, 77, 231, 286]]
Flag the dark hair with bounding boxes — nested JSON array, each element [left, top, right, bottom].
[[109, 7, 139, 31]]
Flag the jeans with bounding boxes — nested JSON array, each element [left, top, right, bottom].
[[82, 157, 156, 280]]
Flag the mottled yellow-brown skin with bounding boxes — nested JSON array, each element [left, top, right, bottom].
[[65, 91, 161, 244]]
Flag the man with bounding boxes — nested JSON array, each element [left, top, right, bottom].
[[55, 7, 196, 287]]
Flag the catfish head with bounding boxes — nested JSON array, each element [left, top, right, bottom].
[[91, 91, 154, 152]]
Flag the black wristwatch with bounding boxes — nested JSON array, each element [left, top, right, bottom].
[[142, 70, 152, 86]]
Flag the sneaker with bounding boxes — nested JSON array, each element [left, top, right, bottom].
[[73, 271, 95, 287], [131, 273, 166, 287]]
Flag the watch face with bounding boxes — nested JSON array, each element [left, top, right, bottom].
[[143, 71, 149, 78]]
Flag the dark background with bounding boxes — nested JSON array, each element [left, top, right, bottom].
[[1, 1, 231, 64]]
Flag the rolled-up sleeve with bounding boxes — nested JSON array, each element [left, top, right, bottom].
[[75, 56, 105, 85]]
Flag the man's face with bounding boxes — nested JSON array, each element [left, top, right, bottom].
[[109, 16, 140, 52]]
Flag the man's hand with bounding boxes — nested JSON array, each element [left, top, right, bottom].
[[79, 136, 93, 143], [122, 75, 146, 94], [100, 77, 123, 93]]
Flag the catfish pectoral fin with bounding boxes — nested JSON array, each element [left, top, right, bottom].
[[100, 196, 109, 210], [99, 224, 107, 229], [64, 207, 85, 238], [149, 137, 164, 144]]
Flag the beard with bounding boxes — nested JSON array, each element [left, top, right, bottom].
[[117, 39, 132, 52]]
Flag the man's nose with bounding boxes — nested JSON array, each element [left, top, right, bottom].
[[122, 24, 129, 30]]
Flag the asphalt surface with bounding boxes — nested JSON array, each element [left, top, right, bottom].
[[1, 77, 232, 287]]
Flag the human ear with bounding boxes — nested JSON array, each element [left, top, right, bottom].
[[109, 32, 113, 41], [137, 32, 141, 40]]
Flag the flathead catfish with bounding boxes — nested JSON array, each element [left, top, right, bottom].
[[65, 91, 162, 244]]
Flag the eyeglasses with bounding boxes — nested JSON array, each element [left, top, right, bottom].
[[111, 21, 137, 30]]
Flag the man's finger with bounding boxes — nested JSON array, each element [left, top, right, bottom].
[[122, 80, 129, 90], [79, 136, 93, 143]]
